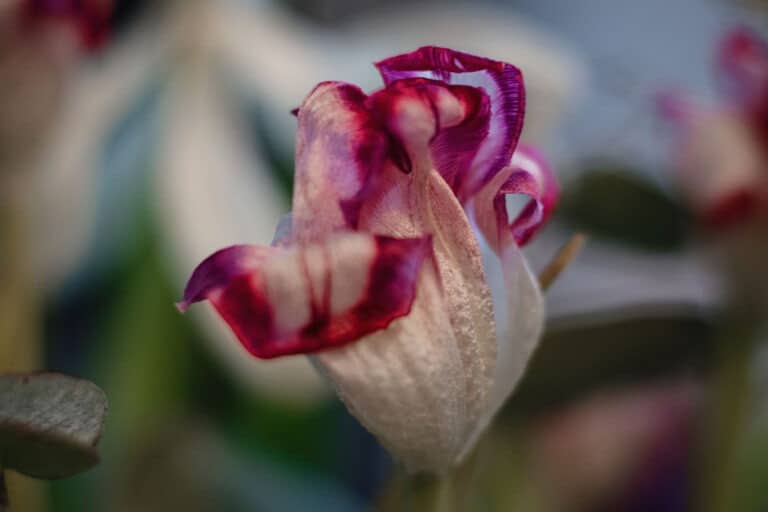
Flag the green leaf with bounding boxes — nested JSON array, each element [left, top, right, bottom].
[[0, 373, 108, 479], [510, 314, 716, 413], [558, 165, 691, 251]]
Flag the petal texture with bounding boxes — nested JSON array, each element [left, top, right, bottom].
[[353, 162, 499, 467], [367, 77, 491, 189], [179, 233, 431, 358], [316, 262, 468, 473], [472, 145, 559, 253], [293, 82, 391, 240], [460, 234, 544, 457], [179, 46, 556, 473], [376, 46, 525, 201]]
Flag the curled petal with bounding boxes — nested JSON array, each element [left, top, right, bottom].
[[472, 145, 559, 253], [179, 233, 432, 358], [505, 146, 559, 245], [177, 245, 271, 312], [367, 78, 491, 191], [293, 82, 391, 240], [376, 46, 525, 201]]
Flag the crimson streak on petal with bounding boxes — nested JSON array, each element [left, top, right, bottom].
[[179, 234, 432, 359], [473, 145, 559, 253], [376, 46, 525, 201]]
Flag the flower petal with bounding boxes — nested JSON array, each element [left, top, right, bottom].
[[354, 163, 498, 465], [179, 233, 431, 358], [676, 110, 765, 228], [366, 78, 492, 192], [472, 145, 559, 253], [293, 81, 391, 240], [717, 27, 768, 112], [460, 235, 544, 459], [316, 262, 468, 473], [376, 46, 525, 201]]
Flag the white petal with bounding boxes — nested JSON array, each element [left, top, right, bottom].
[[315, 263, 467, 473], [460, 235, 544, 459]]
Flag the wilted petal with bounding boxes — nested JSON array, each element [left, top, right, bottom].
[[355, 162, 498, 465], [293, 82, 391, 240], [472, 145, 559, 253], [460, 235, 544, 458], [505, 146, 559, 245], [316, 261, 468, 473], [295, 77, 500, 451], [367, 77, 491, 186], [376, 46, 525, 201], [179, 233, 431, 358]]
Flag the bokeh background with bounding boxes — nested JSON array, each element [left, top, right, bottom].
[[3, 0, 768, 510]]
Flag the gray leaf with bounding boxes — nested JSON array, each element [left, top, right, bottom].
[[0, 372, 108, 479]]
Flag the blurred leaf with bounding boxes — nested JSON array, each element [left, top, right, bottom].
[[0, 373, 107, 479], [510, 314, 715, 413], [558, 165, 690, 251], [729, 419, 768, 511]]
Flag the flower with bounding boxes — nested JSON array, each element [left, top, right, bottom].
[[179, 47, 558, 473], [660, 27, 768, 229], [660, 28, 768, 314], [0, 0, 112, 175]]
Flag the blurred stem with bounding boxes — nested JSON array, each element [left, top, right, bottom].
[[698, 317, 758, 512], [0, 470, 9, 512], [538, 233, 586, 291], [405, 451, 484, 512], [0, 192, 40, 372], [0, 190, 45, 512], [376, 449, 483, 511], [405, 474, 454, 512]]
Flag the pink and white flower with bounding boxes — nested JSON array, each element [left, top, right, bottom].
[[179, 47, 558, 473], [661, 27, 768, 229], [0, 0, 111, 176], [661, 28, 768, 314]]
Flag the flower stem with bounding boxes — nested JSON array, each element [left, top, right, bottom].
[[0, 190, 44, 512], [538, 233, 585, 291], [405, 474, 454, 512], [0, 469, 9, 512], [698, 316, 758, 512]]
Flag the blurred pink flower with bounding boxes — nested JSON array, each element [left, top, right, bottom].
[[661, 28, 768, 313], [0, 0, 112, 174], [20, 0, 112, 50], [661, 27, 768, 230], [179, 47, 558, 473], [530, 381, 699, 511]]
